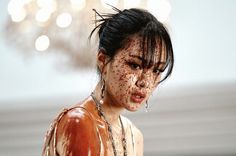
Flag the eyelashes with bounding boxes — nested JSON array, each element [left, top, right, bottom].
[[126, 61, 163, 75], [153, 68, 161, 74], [127, 61, 141, 70]]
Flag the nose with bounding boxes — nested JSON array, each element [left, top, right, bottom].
[[136, 73, 149, 88]]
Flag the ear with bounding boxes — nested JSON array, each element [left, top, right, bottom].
[[97, 48, 110, 76]]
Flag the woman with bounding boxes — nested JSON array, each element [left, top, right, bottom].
[[42, 7, 174, 156]]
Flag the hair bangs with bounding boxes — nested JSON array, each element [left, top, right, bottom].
[[140, 26, 166, 69], [90, 7, 174, 83], [140, 25, 173, 83]]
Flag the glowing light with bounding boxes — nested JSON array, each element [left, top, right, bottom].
[[35, 35, 50, 51], [22, 0, 33, 4], [56, 13, 72, 28], [147, 0, 171, 23], [11, 8, 26, 22], [70, 0, 86, 10], [123, 0, 140, 8], [8, 0, 24, 15], [37, 0, 57, 13], [101, 0, 118, 8], [37, 0, 54, 8], [36, 8, 51, 22], [8, 0, 27, 22]]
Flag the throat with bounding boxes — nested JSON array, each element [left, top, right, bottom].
[[101, 101, 124, 125], [92, 83, 124, 124], [91, 92, 127, 156]]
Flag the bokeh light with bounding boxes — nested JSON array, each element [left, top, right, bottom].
[[35, 8, 51, 23], [56, 13, 72, 28], [36, 0, 57, 14], [8, 0, 26, 22], [70, 0, 86, 11], [35, 35, 50, 51], [123, 0, 141, 8]]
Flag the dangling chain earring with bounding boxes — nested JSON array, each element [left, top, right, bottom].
[[145, 100, 149, 112], [100, 79, 105, 104]]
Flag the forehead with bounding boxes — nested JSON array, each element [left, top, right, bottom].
[[118, 35, 165, 60]]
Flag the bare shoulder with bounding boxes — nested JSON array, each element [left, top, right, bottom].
[[57, 107, 94, 133], [56, 107, 94, 141], [56, 107, 100, 155]]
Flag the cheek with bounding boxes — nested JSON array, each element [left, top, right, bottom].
[[113, 63, 137, 82], [155, 74, 161, 82], [148, 78, 160, 93], [112, 69, 138, 95], [117, 68, 137, 86]]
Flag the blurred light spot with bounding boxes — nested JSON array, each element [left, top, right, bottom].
[[56, 13, 72, 28], [22, 0, 33, 4], [8, 0, 24, 15], [37, 0, 57, 13], [147, 0, 171, 23], [8, 0, 27, 22], [11, 8, 26, 22], [101, 0, 118, 8], [36, 8, 51, 23], [70, 0, 86, 11], [123, 0, 140, 8], [35, 35, 50, 51]]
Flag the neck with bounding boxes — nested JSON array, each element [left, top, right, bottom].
[[93, 81, 124, 125]]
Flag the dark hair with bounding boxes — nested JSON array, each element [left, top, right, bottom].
[[89, 7, 174, 83]]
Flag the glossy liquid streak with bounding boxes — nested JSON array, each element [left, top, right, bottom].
[[42, 97, 135, 156]]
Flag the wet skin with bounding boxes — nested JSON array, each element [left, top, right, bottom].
[[42, 35, 167, 156], [102, 35, 167, 111]]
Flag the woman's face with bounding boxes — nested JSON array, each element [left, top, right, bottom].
[[103, 35, 166, 111]]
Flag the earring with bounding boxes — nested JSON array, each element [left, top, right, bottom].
[[145, 100, 149, 112]]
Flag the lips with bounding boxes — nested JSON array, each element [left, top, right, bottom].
[[130, 92, 146, 103]]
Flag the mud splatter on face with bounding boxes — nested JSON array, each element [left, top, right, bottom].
[[104, 35, 166, 111]]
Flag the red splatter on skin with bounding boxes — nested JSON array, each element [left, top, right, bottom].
[[103, 34, 166, 111]]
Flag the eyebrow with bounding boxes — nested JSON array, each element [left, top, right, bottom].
[[129, 54, 166, 65], [129, 54, 143, 60]]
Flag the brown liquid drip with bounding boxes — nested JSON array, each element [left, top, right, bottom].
[[42, 96, 109, 156]]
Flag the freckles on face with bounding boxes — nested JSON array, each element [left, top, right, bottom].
[[110, 58, 137, 97], [105, 35, 162, 110], [105, 39, 139, 106]]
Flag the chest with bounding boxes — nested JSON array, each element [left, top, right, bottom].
[[96, 119, 136, 156]]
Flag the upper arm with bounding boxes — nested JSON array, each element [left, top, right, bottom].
[[56, 108, 100, 156]]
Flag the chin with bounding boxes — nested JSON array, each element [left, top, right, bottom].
[[125, 99, 144, 111], [126, 105, 141, 112]]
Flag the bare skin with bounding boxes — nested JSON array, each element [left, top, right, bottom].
[[93, 34, 167, 155], [45, 35, 167, 156]]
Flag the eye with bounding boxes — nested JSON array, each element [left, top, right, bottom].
[[153, 68, 161, 74], [127, 62, 141, 70]]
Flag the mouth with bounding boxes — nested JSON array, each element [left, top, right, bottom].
[[130, 92, 146, 103]]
